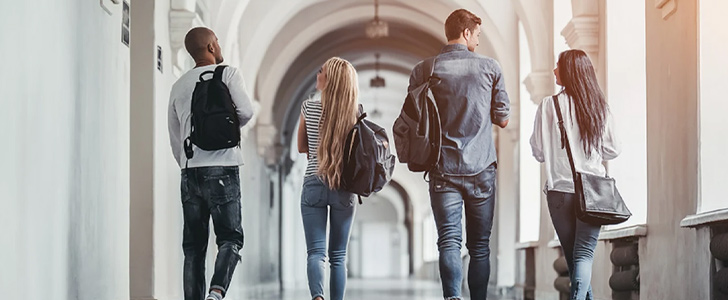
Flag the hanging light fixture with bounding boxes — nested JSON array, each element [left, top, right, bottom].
[[369, 53, 384, 118], [370, 53, 385, 88], [365, 0, 389, 39]]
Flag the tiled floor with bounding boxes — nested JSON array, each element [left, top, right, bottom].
[[255, 278, 444, 300], [255, 278, 506, 300]]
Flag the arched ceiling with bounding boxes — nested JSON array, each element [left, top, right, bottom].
[[235, 0, 514, 138], [206, 0, 566, 145], [274, 21, 445, 149], [205, 0, 528, 166]]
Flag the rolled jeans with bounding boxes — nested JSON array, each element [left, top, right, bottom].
[[547, 191, 601, 300], [429, 164, 497, 300], [300, 175, 356, 300], [181, 166, 244, 300]]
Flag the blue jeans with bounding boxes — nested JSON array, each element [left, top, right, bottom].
[[547, 191, 601, 300], [301, 176, 357, 300], [181, 166, 244, 300], [429, 164, 497, 300]]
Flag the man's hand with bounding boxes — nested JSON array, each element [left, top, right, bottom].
[[495, 119, 509, 128]]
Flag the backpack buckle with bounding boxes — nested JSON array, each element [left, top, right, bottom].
[[184, 137, 194, 159]]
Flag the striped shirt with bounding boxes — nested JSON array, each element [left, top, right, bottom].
[[302, 99, 323, 177]]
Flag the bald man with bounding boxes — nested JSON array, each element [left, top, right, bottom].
[[168, 27, 254, 300]]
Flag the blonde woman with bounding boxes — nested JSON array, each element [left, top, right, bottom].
[[297, 57, 359, 300]]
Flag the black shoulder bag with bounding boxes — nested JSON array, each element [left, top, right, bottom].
[[552, 95, 631, 226]]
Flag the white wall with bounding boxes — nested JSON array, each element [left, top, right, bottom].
[[605, 0, 647, 227], [698, 0, 728, 213], [0, 1, 130, 299]]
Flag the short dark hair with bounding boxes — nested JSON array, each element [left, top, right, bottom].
[[444, 9, 482, 41]]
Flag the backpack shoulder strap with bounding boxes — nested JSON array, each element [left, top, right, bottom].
[[422, 57, 437, 83], [358, 103, 365, 117], [198, 70, 214, 81], [213, 65, 227, 81], [357, 112, 367, 123]]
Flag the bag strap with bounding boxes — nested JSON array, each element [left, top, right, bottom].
[[552, 95, 578, 182], [422, 57, 437, 83], [198, 70, 214, 81], [213, 65, 227, 81], [421, 56, 439, 182], [357, 112, 367, 123], [343, 111, 367, 174]]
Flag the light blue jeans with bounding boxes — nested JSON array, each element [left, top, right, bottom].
[[547, 191, 601, 300], [301, 176, 356, 300]]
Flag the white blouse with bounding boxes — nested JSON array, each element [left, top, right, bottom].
[[529, 93, 621, 193]]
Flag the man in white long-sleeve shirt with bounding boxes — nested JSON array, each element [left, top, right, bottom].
[[167, 27, 254, 300]]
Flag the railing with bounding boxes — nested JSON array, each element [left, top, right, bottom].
[[681, 209, 728, 299]]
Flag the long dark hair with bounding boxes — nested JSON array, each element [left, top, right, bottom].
[[557, 49, 608, 155]]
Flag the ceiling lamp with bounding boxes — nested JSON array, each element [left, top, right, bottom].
[[365, 0, 388, 39], [370, 53, 385, 88]]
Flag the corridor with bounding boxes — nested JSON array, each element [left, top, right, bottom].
[[3, 0, 728, 300]]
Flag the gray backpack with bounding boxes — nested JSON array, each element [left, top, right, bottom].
[[392, 57, 442, 174], [341, 111, 396, 204]]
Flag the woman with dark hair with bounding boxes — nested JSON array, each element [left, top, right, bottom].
[[530, 49, 621, 300]]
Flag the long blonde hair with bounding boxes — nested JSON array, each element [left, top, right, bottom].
[[317, 57, 359, 189]]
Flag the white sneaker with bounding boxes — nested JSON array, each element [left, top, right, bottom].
[[205, 291, 223, 300]]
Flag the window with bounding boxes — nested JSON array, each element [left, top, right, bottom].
[[519, 21, 541, 243], [698, 0, 728, 213], [604, 0, 648, 227]]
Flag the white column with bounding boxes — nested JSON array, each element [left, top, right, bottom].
[[553, 0, 574, 60], [257, 123, 281, 165], [168, 2, 206, 76], [496, 127, 519, 289], [654, 0, 678, 20], [130, 0, 157, 299], [561, 0, 599, 63], [523, 71, 554, 105], [561, 15, 599, 62]]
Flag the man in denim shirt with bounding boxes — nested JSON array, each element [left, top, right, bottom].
[[407, 9, 510, 300]]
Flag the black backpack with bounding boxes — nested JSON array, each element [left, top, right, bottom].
[[184, 65, 240, 160], [392, 57, 442, 174], [341, 112, 396, 204]]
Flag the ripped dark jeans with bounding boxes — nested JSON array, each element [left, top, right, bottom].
[[181, 166, 244, 300], [547, 191, 601, 300]]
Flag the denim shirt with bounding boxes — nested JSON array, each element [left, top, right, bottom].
[[408, 43, 511, 176]]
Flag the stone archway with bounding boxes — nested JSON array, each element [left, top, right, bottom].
[[513, 0, 555, 103]]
